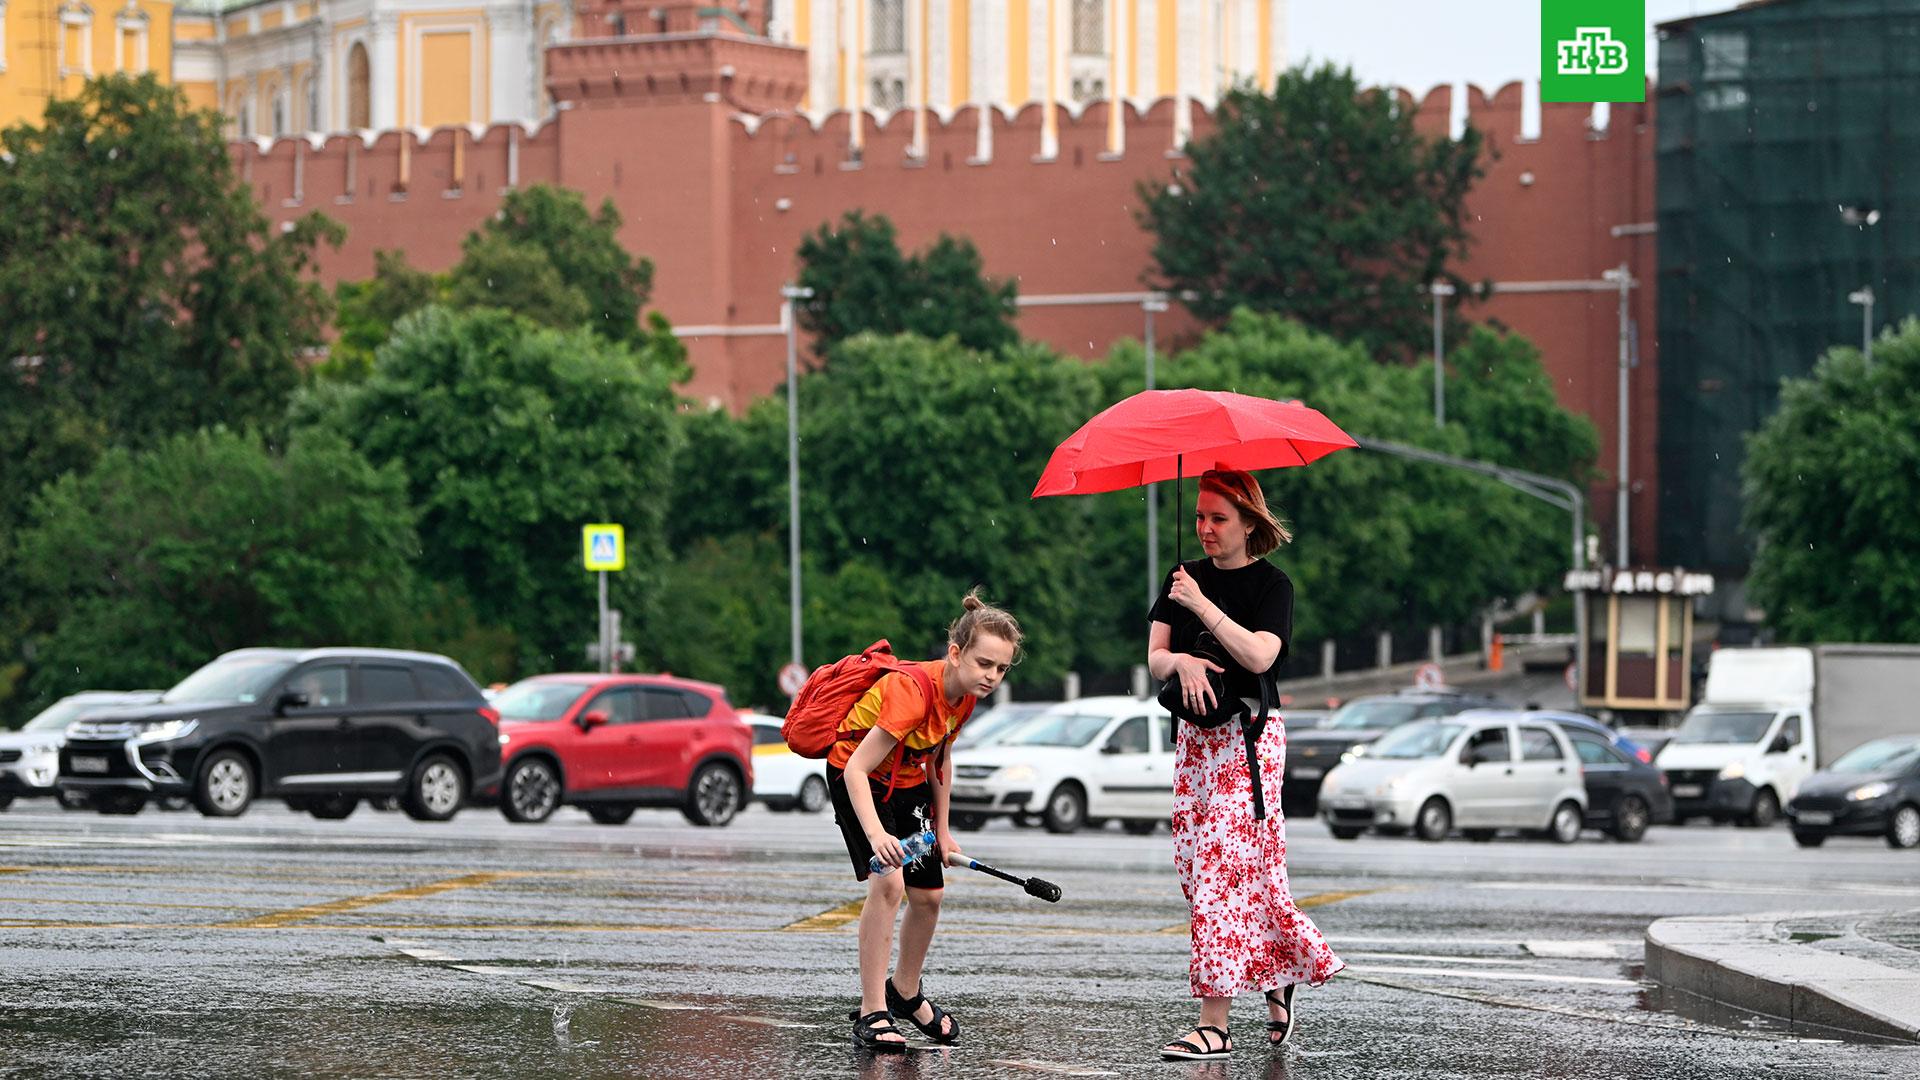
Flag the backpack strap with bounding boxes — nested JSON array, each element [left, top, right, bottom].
[[1241, 671, 1277, 820], [879, 663, 943, 802]]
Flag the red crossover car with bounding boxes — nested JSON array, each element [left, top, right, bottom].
[[490, 674, 753, 826]]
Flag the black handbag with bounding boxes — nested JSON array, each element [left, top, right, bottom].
[[1158, 632, 1278, 819]]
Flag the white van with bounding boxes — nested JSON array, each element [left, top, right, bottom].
[[1656, 648, 1816, 826], [1317, 714, 1588, 843]]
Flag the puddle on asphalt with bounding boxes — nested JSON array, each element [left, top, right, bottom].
[[1785, 931, 1842, 944]]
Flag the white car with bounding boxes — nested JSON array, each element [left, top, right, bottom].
[[744, 714, 829, 814], [0, 691, 162, 809], [949, 696, 1173, 834], [1316, 713, 1588, 843]]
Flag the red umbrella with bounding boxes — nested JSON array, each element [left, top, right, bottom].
[[1032, 388, 1357, 560]]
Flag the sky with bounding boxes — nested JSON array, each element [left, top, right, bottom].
[[1287, 0, 1746, 95]]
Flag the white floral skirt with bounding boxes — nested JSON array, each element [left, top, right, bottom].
[[1171, 717, 1345, 998]]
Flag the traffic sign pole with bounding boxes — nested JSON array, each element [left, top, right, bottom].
[[598, 570, 610, 674]]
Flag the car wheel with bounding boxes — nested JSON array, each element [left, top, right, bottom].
[[1329, 826, 1364, 840], [1122, 819, 1158, 836], [1041, 783, 1086, 834], [588, 804, 636, 825], [1611, 796, 1650, 843], [403, 754, 466, 822], [1745, 788, 1780, 828], [308, 795, 359, 820], [57, 789, 89, 811], [1792, 830, 1827, 848], [1888, 804, 1920, 850], [501, 757, 562, 824], [194, 750, 255, 818], [1548, 801, 1584, 844], [0, 794, 13, 811], [683, 762, 743, 826], [1415, 797, 1452, 842], [1461, 828, 1496, 843], [796, 775, 829, 814], [952, 811, 988, 832], [98, 792, 146, 815]]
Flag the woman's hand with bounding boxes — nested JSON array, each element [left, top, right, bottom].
[[868, 830, 905, 868], [1167, 566, 1213, 615], [1172, 652, 1226, 713]]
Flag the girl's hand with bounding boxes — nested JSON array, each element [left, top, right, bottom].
[[1168, 566, 1211, 614], [1173, 652, 1226, 713], [868, 831, 905, 868], [936, 829, 961, 865]]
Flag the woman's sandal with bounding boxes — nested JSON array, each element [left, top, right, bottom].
[[1265, 984, 1298, 1047], [851, 1009, 908, 1053], [886, 977, 960, 1044], [1159, 1024, 1233, 1060]]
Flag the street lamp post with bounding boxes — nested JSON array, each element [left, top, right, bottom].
[[1602, 264, 1633, 567], [1430, 281, 1455, 428], [781, 284, 814, 669], [1143, 293, 1169, 609], [1849, 286, 1875, 361]]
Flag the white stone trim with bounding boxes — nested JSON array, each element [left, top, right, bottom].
[[406, 15, 487, 128], [1134, 0, 1155, 100], [1026, 0, 1046, 102], [1, 0, 10, 74], [115, 6, 150, 74], [59, 3, 94, 78]]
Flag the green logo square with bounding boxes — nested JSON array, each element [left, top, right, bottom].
[[1542, 0, 1645, 103]]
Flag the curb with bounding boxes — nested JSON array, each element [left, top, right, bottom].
[[1645, 912, 1920, 1043]]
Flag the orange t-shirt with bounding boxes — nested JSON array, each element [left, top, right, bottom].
[[827, 659, 972, 787]]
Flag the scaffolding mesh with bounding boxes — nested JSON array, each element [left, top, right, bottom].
[[1656, 0, 1920, 573]]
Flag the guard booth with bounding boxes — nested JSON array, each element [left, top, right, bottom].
[[1563, 567, 1716, 715]]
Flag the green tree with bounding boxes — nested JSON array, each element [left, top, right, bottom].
[[1744, 321, 1920, 642], [0, 73, 340, 540], [1138, 66, 1483, 358], [10, 429, 430, 713], [476, 185, 654, 344], [294, 306, 683, 672], [796, 211, 1019, 359], [324, 250, 445, 379]]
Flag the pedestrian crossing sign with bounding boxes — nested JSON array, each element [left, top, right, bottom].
[[582, 524, 625, 572]]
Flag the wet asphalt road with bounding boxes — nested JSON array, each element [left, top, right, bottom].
[[2, 799, 1918, 1080]]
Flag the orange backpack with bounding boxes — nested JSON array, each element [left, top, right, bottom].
[[782, 640, 969, 793]]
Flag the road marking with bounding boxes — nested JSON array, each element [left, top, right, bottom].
[[220, 871, 518, 929], [1350, 975, 1838, 1042], [450, 965, 526, 976], [1336, 952, 1530, 966], [1156, 888, 1381, 934], [984, 1061, 1118, 1076], [782, 898, 867, 932], [398, 947, 461, 962], [1346, 964, 1636, 987], [719, 1015, 819, 1029], [1523, 940, 1625, 959], [523, 979, 618, 993], [615, 998, 711, 1011], [0, 894, 259, 912]]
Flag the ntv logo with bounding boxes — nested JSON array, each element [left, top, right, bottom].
[[1556, 27, 1631, 76]]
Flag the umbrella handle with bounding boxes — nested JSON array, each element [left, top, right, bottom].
[[1175, 453, 1183, 567]]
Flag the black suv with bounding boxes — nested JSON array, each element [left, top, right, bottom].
[[58, 648, 503, 821], [1284, 688, 1504, 816]]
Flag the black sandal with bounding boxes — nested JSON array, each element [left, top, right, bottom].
[[886, 977, 960, 1044], [1265, 984, 1298, 1046], [850, 1009, 908, 1053], [1160, 1024, 1233, 1060]]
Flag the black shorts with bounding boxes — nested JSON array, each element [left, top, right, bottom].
[[827, 766, 944, 890]]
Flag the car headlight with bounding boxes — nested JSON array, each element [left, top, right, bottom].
[[999, 765, 1035, 783], [1846, 781, 1892, 802], [499, 733, 512, 746], [1717, 762, 1746, 781], [1340, 748, 1364, 764], [133, 719, 198, 744]]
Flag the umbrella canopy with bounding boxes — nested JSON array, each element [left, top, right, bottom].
[[1031, 389, 1357, 498]]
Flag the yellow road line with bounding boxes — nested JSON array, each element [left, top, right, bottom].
[[1155, 887, 1383, 934], [219, 872, 518, 929], [781, 898, 866, 932]]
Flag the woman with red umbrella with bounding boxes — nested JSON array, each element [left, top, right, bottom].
[[1150, 468, 1344, 1059]]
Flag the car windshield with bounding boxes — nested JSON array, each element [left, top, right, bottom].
[[23, 699, 88, 731], [1671, 711, 1775, 746], [162, 656, 296, 705], [494, 680, 590, 722], [1830, 739, 1920, 774], [956, 704, 1051, 747], [1001, 713, 1111, 748], [1325, 699, 1426, 730], [1369, 722, 1464, 760]]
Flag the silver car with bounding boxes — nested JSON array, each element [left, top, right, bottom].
[[1, 691, 163, 809]]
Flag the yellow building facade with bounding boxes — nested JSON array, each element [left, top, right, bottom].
[[0, 0, 177, 128]]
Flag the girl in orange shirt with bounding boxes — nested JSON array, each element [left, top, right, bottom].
[[830, 589, 1021, 1052]]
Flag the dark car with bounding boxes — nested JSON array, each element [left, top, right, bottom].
[[1562, 726, 1675, 842], [1283, 689, 1503, 816], [58, 648, 502, 821], [490, 673, 753, 826], [1785, 737, 1920, 850]]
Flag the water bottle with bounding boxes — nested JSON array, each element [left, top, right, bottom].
[[869, 826, 937, 876]]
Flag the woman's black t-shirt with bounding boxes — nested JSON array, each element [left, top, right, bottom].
[[1148, 558, 1294, 702]]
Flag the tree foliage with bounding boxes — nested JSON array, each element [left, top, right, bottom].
[[1744, 320, 1920, 642], [1138, 66, 1484, 358], [294, 306, 684, 673], [10, 430, 447, 711], [796, 211, 1020, 358]]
